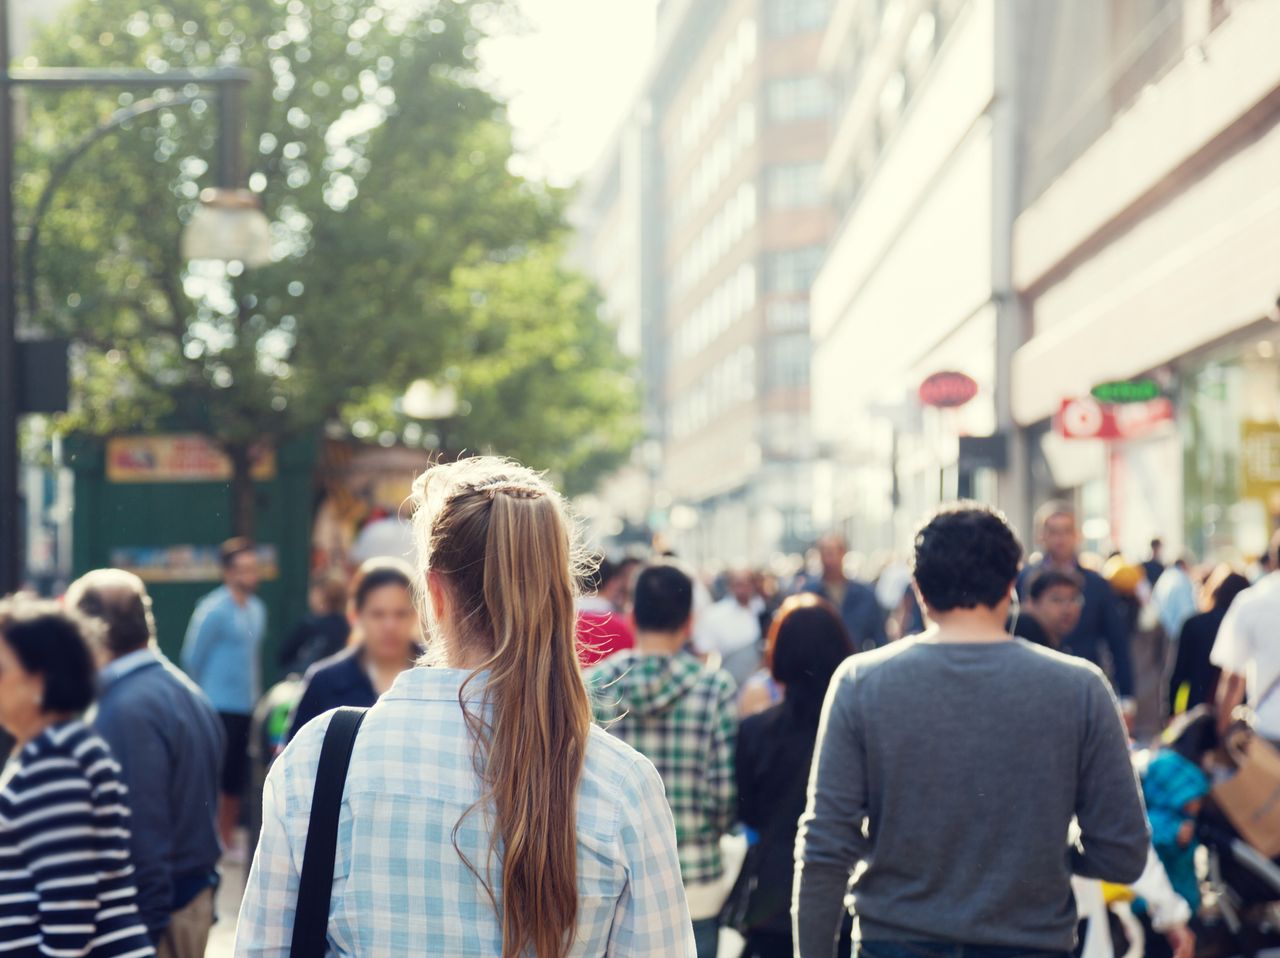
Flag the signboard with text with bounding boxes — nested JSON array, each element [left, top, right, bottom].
[[1090, 379, 1162, 404], [918, 371, 979, 408], [1058, 396, 1174, 440], [1242, 421, 1280, 510], [109, 544, 279, 583], [106, 435, 276, 483]]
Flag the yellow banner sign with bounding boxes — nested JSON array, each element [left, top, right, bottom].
[[106, 435, 276, 483], [1242, 421, 1280, 510]]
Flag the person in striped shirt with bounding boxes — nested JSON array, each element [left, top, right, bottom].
[[0, 595, 155, 958]]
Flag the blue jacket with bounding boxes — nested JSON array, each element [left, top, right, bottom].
[[797, 576, 886, 652], [1019, 561, 1134, 697], [287, 648, 378, 743], [93, 649, 225, 937], [181, 586, 266, 714]]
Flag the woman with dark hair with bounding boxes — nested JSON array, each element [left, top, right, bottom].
[[286, 558, 422, 741], [1167, 566, 1251, 717], [734, 593, 854, 958], [0, 595, 156, 958]]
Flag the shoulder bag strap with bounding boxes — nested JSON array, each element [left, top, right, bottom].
[[289, 707, 368, 958]]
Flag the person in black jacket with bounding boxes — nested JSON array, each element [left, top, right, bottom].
[[735, 593, 854, 958], [1167, 566, 1250, 717], [277, 574, 350, 673], [287, 558, 421, 741]]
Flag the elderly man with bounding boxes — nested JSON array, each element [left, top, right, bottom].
[[67, 569, 225, 958]]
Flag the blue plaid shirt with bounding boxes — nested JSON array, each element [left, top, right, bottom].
[[234, 667, 695, 957]]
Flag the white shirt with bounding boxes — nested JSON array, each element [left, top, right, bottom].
[[693, 597, 760, 658], [1211, 572, 1280, 738]]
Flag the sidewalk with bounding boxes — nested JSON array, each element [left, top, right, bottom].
[[206, 855, 245, 958]]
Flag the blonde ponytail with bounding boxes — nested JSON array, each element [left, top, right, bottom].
[[410, 458, 591, 958]]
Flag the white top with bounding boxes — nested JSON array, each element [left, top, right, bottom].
[[693, 597, 760, 657], [1211, 572, 1280, 738]]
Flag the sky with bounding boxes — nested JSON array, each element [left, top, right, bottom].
[[479, 0, 660, 188]]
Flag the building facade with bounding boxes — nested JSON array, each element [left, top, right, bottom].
[[809, 0, 1025, 555], [1012, 0, 1280, 562], [576, 0, 835, 566]]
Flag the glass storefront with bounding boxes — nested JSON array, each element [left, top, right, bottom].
[[1181, 331, 1280, 562]]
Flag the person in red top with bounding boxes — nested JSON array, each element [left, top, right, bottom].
[[577, 556, 638, 665]]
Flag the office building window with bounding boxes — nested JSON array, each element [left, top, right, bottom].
[[765, 163, 824, 209], [765, 247, 824, 293], [766, 76, 832, 122], [766, 300, 809, 331], [766, 0, 830, 34], [767, 334, 811, 389]]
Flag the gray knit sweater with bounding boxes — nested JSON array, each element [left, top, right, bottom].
[[793, 638, 1150, 955]]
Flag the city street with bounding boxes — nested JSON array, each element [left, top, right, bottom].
[[3, 0, 1280, 956]]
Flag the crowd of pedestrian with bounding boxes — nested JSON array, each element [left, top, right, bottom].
[[2, 453, 1280, 957]]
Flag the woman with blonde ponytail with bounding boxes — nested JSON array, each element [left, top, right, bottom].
[[236, 457, 695, 957]]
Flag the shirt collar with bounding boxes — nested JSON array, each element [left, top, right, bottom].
[[101, 647, 160, 687], [381, 665, 490, 703]]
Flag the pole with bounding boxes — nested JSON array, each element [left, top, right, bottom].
[[0, 0, 19, 594], [217, 77, 245, 189]]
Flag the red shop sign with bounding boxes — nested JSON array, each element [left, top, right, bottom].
[[919, 371, 979, 408], [1058, 396, 1174, 440]]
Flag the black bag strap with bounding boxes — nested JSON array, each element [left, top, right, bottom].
[[289, 707, 367, 958]]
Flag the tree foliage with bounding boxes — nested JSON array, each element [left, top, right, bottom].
[[21, 0, 637, 520]]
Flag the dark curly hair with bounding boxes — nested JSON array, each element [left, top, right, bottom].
[[912, 504, 1023, 612]]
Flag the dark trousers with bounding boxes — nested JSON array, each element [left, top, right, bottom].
[[746, 928, 853, 958], [691, 917, 718, 958], [857, 942, 1071, 958]]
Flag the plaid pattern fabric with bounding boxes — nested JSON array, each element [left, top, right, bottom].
[[234, 667, 695, 957], [587, 651, 738, 886]]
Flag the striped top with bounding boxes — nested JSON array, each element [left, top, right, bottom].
[[0, 720, 155, 958]]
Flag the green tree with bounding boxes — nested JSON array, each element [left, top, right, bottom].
[[22, 0, 637, 532], [349, 242, 641, 497]]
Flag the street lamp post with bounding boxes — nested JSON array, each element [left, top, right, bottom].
[[0, 0, 266, 592]]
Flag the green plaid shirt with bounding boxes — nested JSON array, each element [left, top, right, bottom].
[[587, 650, 738, 885]]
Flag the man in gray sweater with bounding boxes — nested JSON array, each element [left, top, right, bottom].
[[794, 504, 1150, 958]]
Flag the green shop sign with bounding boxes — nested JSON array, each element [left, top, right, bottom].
[[1090, 379, 1162, 404]]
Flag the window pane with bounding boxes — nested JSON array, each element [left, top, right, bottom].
[[766, 76, 832, 123], [765, 163, 824, 208], [767, 0, 830, 34], [765, 247, 825, 292]]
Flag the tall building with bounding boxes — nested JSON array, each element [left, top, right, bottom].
[[809, 0, 1025, 552], [1012, 0, 1280, 561], [575, 0, 835, 566], [570, 118, 664, 546]]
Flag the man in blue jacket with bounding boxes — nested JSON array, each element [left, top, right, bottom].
[[69, 569, 225, 958], [1019, 501, 1136, 719], [797, 534, 886, 652]]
